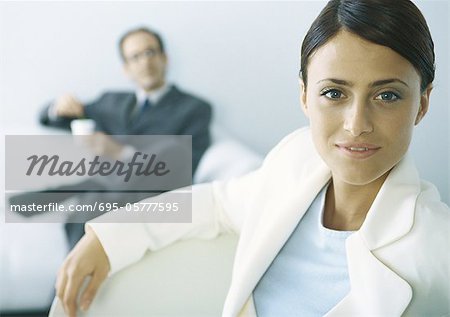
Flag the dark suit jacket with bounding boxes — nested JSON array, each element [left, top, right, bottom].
[[40, 85, 212, 172], [36, 86, 212, 243]]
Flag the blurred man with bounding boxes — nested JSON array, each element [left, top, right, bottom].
[[40, 27, 211, 170], [34, 27, 212, 247]]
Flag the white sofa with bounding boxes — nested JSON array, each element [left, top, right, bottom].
[[50, 234, 239, 317], [0, 124, 262, 315]]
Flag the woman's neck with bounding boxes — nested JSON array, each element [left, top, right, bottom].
[[323, 173, 389, 231]]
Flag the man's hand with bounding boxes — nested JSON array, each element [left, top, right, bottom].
[[56, 227, 110, 317], [54, 94, 84, 118], [85, 132, 125, 159]]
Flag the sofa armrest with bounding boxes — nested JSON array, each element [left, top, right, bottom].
[[49, 234, 238, 317]]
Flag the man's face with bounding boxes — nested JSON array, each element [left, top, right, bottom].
[[122, 31, 167, 92]]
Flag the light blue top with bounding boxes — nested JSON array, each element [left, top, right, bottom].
[[253, 184, 354, 317]]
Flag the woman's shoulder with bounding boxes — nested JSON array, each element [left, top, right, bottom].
[[255, 126, 329, 181], [415, 179, 449, 225], [403, 179, 449, 263], [373, 180, 448, 311], [262, 126, 318, 163]]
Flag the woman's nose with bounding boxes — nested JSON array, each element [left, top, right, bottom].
[[343, 100, 373, 136]]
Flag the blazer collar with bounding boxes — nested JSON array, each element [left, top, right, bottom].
[[325, 155, 420, 315], [359, 154, 420, 250], [325, 231, 413, 316], [225, 150, 332, 316], [229, 153, 420, 316]]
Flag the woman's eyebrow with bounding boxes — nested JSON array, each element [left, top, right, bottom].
[[316, 78, 409, 88], [369, 79, 409, 88], [316, 78, 352, 86]]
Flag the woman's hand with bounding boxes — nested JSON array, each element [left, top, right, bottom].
[[56, 227, 110, 317]]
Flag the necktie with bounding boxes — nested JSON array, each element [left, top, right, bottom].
[[140, 98, 151, 114], [130, 98, 151, 124]]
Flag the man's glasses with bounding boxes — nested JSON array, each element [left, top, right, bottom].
[[125, 48, 161, 63]]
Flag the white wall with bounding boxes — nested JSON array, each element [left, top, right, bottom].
[[0, 1, 448, 204]]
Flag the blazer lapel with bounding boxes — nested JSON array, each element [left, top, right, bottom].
[[224, 152, 331, 316], [325, 232, 412, 316], [326, 155, 420, 316], [225, 128, 420, 316], [230, 155, 420, 316], [125, 94, 138, 125]]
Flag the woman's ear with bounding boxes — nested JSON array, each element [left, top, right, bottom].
[[415, 84, 432, 125], [299, 79, 309, 118]]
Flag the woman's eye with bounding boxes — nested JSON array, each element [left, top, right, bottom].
[[375, 91, 400, 101], [321, 89, 343, 99]]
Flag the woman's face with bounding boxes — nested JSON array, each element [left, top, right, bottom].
[[301, 30, 432, 186]]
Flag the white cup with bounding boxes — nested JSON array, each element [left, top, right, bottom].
[[70, 119, 96, 135]]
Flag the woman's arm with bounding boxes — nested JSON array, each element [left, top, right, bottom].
[[54, 127, 309, 317], [54, 181, 242, 317]]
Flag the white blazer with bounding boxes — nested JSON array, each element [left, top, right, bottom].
[[90, 127, 449, 316]]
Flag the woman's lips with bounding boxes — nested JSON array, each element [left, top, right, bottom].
[[335, 143, 381, 159]]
